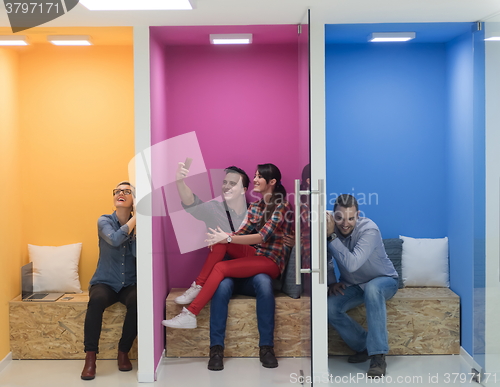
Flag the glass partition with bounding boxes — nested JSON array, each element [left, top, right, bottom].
[[483, 19, 500, 379]]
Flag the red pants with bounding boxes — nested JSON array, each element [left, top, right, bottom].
[[188, 244, 280, 316]]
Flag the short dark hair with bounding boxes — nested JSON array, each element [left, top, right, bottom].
[[334, 194, 358, 212], [225, 166, 250, 189]]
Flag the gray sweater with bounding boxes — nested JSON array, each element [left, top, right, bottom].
[[327, 217, 398, 289]]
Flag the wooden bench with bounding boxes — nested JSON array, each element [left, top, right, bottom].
[[165, 289, 311, 357], [329, 287, 460, 355], [9, 293, 138, 360], [165, 287, 459, 357]]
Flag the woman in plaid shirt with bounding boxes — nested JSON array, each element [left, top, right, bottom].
[[163, 163, 293, 330]]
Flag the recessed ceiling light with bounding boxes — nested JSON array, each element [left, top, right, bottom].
[[79, 0, 195, 10], [0, 35, 28, 46], [370, 32, 416, 42], [485, 37, 500, 41], [210, 34, 253, 45], [47, 35, 92, 46]]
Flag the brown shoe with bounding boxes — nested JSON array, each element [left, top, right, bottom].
[[81, 351, 96, 380], [118, 350, 133, 372]]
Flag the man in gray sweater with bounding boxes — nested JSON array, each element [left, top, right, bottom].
[[327, 194, 398, 379]]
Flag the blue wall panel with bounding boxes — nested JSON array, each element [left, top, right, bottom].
[[446, 32, 475, 355], [325, 24, 484, 360], [325, 44, 448, 239]]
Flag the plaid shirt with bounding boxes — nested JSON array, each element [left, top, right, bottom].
[[235, 199, 293, 274]]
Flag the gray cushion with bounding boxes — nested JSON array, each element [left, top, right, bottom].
[[281, 246, 302, 298], [383, 238, 404, 289]]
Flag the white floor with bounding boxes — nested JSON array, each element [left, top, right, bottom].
[[0, 355, 498, 387]]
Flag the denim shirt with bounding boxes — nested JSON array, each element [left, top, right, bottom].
[[327, 217, 397, 289], [89, 212, 137, 293]]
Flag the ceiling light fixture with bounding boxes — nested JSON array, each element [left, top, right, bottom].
[[79, 0, 195, 10], [485, 36, 500, 41], [0, 35, 28, 46], [369, 32, 416, 42], [210, 34, 253, 45], [47, 35, 92, 46]]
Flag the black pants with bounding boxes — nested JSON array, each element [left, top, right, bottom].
[[83, 283, 137, 353]]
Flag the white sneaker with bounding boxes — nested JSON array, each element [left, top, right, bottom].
[[174, 281, 202, 305], [162, 307, 197, 329]]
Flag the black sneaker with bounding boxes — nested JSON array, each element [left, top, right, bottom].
[[347, 349, 369, 363], [208, 345, 224, 371], [367, 354, 386, 378], [259, 346, 278, 368]]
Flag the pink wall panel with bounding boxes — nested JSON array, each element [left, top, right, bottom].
[[149, 32, 170, 369], [150, 26, 301, 369], [161, 43, 301, 288]]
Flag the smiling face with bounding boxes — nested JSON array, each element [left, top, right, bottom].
[[252, 170, 275, 196], [333, 205, 359, 237], [113, 184, 134, 209], [222, 172, 246, 202]]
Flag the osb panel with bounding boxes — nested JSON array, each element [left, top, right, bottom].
[[166, 300, 210, 358], [328, 288, 460, 356], [165, 289, 311, 358], [10, 294, 137, 360], [392, 287, 460, 300]]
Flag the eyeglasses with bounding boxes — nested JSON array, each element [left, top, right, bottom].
[[113, 189, 132, 196]]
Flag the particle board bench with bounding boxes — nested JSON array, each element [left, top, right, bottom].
[[9, 293, 138, 360], [165, 289, 311, 358], [165, 287, 459, 358], [330, 287, 460, 355]]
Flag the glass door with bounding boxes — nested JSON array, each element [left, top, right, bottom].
[[294, 8, 329, 385], [484, 19, 500, 378], [296, 8, 312, 383]]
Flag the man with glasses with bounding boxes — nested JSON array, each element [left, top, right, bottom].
[[81, 181, 137, 380]]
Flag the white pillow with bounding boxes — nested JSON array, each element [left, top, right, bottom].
[[28, 243, 83, 293], [400, 235, 449, 287]]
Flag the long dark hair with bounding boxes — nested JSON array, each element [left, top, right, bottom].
[[257, 163, 287, 230]]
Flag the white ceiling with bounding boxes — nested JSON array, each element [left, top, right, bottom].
[[1, 0, 500, 29]]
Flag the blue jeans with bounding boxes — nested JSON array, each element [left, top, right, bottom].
[[210, 274, 275, 348], [327, 276, 398, 356]]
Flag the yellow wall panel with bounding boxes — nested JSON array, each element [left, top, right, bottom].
[[0, 28, 134, 361], [18, 44, 135, 292], [0, 48, 23, 360]]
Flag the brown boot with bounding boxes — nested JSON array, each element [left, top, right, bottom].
[[81, 351, 96, 380], [118, 350, 133, 372]]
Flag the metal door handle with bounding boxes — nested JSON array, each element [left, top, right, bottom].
[[294, 180, 303, 285], [294, 179, 325, 285], [317, 179, 325, 285]]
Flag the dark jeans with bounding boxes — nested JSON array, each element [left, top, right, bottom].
[[210, 274, 275, 348], [83, 283, 137, 353]]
